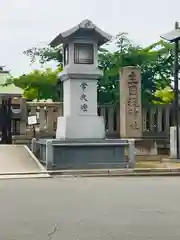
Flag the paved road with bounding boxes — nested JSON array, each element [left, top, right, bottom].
[[0, 177, 180, 240]]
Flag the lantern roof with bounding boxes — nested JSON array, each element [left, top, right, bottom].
[[50, 19, 112, 47]]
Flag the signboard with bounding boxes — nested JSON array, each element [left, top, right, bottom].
[[28, 115, 37, 125]]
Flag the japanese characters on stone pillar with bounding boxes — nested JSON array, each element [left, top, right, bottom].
[[120, 66, 142, 138], [80, 82, 88, 113], [50, 19, 112, 139]]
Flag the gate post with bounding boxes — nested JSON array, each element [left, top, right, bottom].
[[0, 97, 12, 144]]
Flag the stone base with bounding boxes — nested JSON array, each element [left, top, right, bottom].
[[124, 139, 158, 157], [56, 115, 105, 139], [37, 139, 132, 170], [135, 140, 158, 156]]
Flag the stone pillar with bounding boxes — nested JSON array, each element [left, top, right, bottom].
[[170, 126, 180, 158], [46, 140, 53, 169], [56, 77, 105, 139], [39, 106, 45, 131], [120, 66, 142, 138]]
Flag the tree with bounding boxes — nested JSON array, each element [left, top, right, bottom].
[[22, 33, 174, 103], [23, 46, 63, 66], [98, 34, 173, 104], [153, 87, 174, 104], [4, 67, 63, 101]]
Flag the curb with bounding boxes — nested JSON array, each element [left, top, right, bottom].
[[0, 171, 50, 176], [1, 168, 180, 178], [0, 174, 52, 180], [48, 168, 180, 177], [54, 172, 180, 177]]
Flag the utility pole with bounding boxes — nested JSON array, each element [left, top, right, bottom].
[[174, 21, 180, 159]]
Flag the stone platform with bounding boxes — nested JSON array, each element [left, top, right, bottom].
[[33, 139, 135, 170]]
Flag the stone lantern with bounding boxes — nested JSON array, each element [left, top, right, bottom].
[[50, 19, 112, 139], [37, 19, 136, 170]]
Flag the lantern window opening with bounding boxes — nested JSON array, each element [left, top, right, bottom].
[[74, 43, 94, 64], [63, 44, 69, 66]]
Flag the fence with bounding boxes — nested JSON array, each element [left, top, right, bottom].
[[19, 102, 175, 139]]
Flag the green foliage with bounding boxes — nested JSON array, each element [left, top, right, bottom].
[[5, 67, 63, 101], [98, 34, 173, 105], [16, 33, 175, 103], [153, 86, 174, 104]]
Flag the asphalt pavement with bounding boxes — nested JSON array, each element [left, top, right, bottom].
[[0, 177, 180, 240], [0, 145, 47, 174]]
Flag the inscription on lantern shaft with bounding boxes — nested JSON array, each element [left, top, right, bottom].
[[80, 82, 88, 112]]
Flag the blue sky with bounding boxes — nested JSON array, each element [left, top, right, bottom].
[[0, 0, 179, 76]]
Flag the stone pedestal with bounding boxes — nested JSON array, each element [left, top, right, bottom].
[[56, 115, 105, 139], [37, 138, 135, 170], [56, 77, 105, 139], [120, 66, 142, 138], [134, 139, 158, 156]]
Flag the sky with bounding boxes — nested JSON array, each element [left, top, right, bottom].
[[0, 0, 180, 76]]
